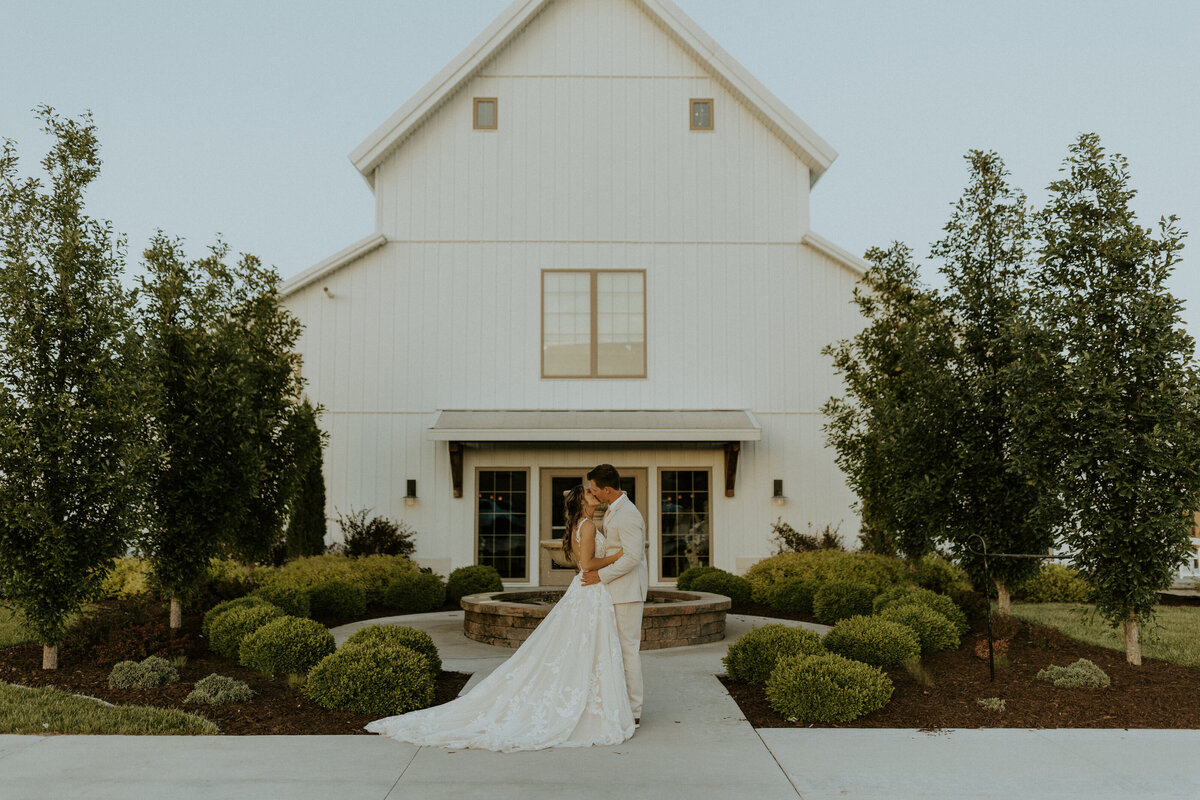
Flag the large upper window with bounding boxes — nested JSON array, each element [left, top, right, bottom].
[[542, 270, 646, 378]]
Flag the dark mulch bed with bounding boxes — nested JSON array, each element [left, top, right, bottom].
[[1, 598, 469, 735], [720, 612, 1200, 729]]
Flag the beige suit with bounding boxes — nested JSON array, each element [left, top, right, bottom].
[[597, 492, 648, 717]]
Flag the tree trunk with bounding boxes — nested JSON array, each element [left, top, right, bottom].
[[42, 644, 58, 670], [994, 580, 1011, 616], [170, 597, 182, 630], [1124, 615, 1142, 666]]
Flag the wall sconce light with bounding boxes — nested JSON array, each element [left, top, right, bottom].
[[323, 286, 334, 298], [772, 479, 786, 506], [404, 479, 418, 508]]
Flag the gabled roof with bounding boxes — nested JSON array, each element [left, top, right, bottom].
[[349, 0, 837, 189]]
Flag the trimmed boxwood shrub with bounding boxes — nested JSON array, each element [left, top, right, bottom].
[[446, 565, 504, 604], [185, 673, 255, 705], [877, 604, 960, 653], [382, 572, 447, 613], [308, 579, 368, 619], [1017, 564, 1094, 604], [767, 576, 819, 615], [345, 554, 419, 604], [911, 554, 972, 595], [765, 652, 893, 723], [107, 655, 179, 690], [744, 550, 908, 604], [343, 624, 442, 676], [823, 615, 921, 667], [238, 616, 336, 678], [873, 586, 968, 636], [202, 595, 276, 638], [676, 565, 721, 590], [722, 624, 825, 684], [252, 584, 311, 618], [690, 570, 752, 605], [305, 643, 435, 716], [812, 580, 877, 624], [208, 605, 286, 659]]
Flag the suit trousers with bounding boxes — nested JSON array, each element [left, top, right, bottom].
[[612, 600, 644, 718]]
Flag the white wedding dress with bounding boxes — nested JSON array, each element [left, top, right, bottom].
[[365, 521, 635, 752]]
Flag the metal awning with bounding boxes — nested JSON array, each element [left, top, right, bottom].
[[427, 410, 762, 443]]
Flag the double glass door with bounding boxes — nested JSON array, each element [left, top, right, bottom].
[[538, 468, 647, 585]]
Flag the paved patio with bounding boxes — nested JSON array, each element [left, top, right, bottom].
[[2, 612, 1197, 799]]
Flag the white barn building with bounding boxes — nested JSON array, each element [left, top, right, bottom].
[[280, 0, 868, 586]]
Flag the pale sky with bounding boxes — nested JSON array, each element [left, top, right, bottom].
[[3, 0, 1198, 334]]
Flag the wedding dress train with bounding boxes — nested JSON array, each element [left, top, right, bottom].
[[365, 522, 635, 752]]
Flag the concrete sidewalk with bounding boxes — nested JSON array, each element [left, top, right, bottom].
[[2, 613, 1198, 800]]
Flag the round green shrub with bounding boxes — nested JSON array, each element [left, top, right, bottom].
[[381, 572, 447, 613], [202, 595, 276, 638], [445, 565, 504, 604], [1036, 658, 1110, 688], [911, 554, 972, 595], [877, 604, 960, 653], [185, 673, 255, 705], [107, 655, 180, 690], [745, 550, 908, 604], [823, 615, 921, 667], [722, 624, 825, 684], [676, 565, 721, 590], [304, 643, 435, 716], [345, 554, 419, 604], [252, 584, 311, 618], [107, 660, 144, 689], [873, 586, 968, 635], [1017, 564, 1094, 604], [308, 579, 368, 618], [812, 580, 878, 624], [343, 624, 442, 676], [208, 604, 286, 659], [767, 576, 819, 615], [238, 616, 336, 678], [765, 652, 894, 723], [690, 570, 752, 605], [96, 557, 152, 600]]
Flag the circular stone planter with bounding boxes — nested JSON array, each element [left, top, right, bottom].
[[460, 588, 731, 650]]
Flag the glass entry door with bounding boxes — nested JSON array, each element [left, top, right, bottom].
[[538, 467, 647, 586]]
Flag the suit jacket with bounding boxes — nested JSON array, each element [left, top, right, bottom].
[[597, 492, 649, 604]]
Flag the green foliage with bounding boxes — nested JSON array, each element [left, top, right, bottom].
[[251, 584, 312, 618], [911, 554, 972, 595], [207, 604, 285, 659], [744, 550, 908, 604], [344, 554, 418, 604], [767, 576, 819, 615], [769, 519, 845, 554], [343, 624, 442, 676], [446, 565, 504, 604], [335, 507, 416, 558], [2, 681, 218, 734], [107, 655, 180, 689], [823, 615, 921, 667], [96, 558, 153, 600], [873, 586, 969, 636], [184, 673, 255, 705], [0, 108, 147, 652], [689, 570, 752, 605], [307, 579, 367, 619], [202, 596, 276, 638], [1036, 658, 1111, 689], [812, 581, 878, 625], [381, 572, 447, 613], [722, 624, 825, 684], [676, 565, 721, 590], [977, 697, 1006, 712], [238, 616, 335, 678], [765, 653, 893, 723], [284, 399, 328, 559], [1011, 604, 1200, 667], [877, 604, 960, 653], [304, 643, 435, 716], [1016, 564, 1094, 604], [263, 554, 415, 605]]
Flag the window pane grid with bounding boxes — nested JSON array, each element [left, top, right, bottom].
[[660, 470, 710, 579], [478, 470, 528, 580], [545, 270, 644, 378]]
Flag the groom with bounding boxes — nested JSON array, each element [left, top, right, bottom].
[[581, 464, 648, 724]]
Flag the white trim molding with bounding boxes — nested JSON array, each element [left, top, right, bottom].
[[280, 233, 388, 298]]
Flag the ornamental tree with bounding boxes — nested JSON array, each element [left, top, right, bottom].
[[0, 108, 147, 668], [285, 399, 329, 559]]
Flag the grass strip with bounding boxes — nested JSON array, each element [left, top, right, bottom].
[[0, 681, 218, 735], [1010, 603, 1200, 667], [0, 607, 36, 648]]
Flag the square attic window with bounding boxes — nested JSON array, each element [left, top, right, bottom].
[[690, 99, 713, 131], [474, 98, 497, 130]]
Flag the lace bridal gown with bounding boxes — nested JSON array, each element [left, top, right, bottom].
[[365, 521, 635, 752]]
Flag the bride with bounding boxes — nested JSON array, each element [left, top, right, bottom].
[[365, 485, 636, 751]]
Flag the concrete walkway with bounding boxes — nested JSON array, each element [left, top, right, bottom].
[[2, 613, 1198, 800]]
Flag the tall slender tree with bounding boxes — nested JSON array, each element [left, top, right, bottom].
[[1025, 134, 1200, 664], [285, 399, 329, 559], [0, 108, 146, 668]]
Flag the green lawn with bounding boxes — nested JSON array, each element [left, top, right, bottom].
[[1010, 602, 1200, 667], [0, 682, 218, 735], [0, 606, 36, 647]]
